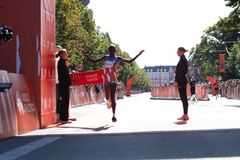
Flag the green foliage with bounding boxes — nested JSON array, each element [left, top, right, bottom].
[[226, 40, 240, 79], [56, 0, 151, 89], [190, 6, 240, 80], [224, 0, 240, 8]]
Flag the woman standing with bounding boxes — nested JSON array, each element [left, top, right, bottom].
[[81, 44, 144, 122], [175, 47, 189, 121], [56, 49, 71, 122]]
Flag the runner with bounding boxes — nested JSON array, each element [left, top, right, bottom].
[[81, 44, 144, 122]]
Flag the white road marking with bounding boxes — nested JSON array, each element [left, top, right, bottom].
[[0, 136, 61, 160]]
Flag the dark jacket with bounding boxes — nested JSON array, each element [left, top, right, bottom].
[[175, 55, 188, 85], [57, 58, 71, 87]]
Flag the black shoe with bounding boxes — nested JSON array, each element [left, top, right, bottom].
[[112, 116, 117, 122]]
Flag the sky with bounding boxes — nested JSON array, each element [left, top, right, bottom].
[[88, 0, 233, 68]]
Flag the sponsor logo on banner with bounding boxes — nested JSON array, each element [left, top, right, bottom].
[[16, 91, 24, 115]]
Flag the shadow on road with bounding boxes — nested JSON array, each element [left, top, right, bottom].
[[58, 124, 114, 132], [223, 104, 240, 108], [1, 129, 240, 160]]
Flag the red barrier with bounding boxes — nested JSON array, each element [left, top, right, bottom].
[[9, 73, 40, 134], [151, 85, 191, 99], [0, 70, 17, 140], [69, 85, 105, 107], [150, 85, 208, 100], [195, 85, 208, 100], [126, 76, 137, 96]]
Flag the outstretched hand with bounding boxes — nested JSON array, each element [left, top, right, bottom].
[[139, 50, 145, 54]]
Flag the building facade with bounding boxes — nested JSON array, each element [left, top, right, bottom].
[[144, 66, 176, 86]]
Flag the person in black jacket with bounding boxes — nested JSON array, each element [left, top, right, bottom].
[[55, 45, 62, 121], [56, 49, 71, 122], [175, 47, 189, 121]]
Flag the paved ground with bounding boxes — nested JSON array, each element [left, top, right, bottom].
[[22, 93, 240, 135], [1, 93, 240, 160]]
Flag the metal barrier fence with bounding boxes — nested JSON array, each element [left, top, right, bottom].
[[221, 85, 240, 99], [151, 84, 209, 101]]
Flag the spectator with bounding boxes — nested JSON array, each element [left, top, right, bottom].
[[56, 49, 71, 122]]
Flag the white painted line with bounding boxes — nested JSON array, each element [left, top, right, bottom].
[[161, 158, 240, 160], [0, 136, 61, 160]]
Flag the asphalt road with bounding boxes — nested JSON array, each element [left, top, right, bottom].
[[1, 93, 240, 160]]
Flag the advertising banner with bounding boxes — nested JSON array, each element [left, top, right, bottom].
[[219, 54, 225, 73], [0, 0, 56, 128], [9, 73, 39, 134], [70, 67, 118, 85], [126, 76, 137, 96]]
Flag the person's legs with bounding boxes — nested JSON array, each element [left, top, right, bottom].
[[104, 84, 112, 108], [190, 87, 195, 96], [178, 84, 189, 120], [60, 85, 70, 121], [56, 84, 61, 121], [110, 83, 117, 122], [104, 84, 110, 100]]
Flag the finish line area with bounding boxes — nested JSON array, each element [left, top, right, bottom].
[[21, 92, 240, 136], [1, 93, 240, 160]]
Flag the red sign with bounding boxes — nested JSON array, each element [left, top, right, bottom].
[[126, 76, 137, 96], [219, 54, 225, 73]]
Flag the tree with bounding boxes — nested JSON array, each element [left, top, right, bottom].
[[190, 6, 240, 80], [224, 0, 240, 8], [56, 0, 151, 90]]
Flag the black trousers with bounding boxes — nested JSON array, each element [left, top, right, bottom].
[[190, 86, 195, 96], [178, 84, 188, 114], [59, 85, 70, 121], [56, 84, 61, 114]]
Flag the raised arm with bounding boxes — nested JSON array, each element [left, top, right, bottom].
[[118, 50, 145, 64], [80, 48, 105, 63]]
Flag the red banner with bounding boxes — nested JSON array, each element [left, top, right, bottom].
[[70, 67, 118, 85], [219, 54, 225, 73], [126, 76, 137, 96], [206, 76, 215, 84]]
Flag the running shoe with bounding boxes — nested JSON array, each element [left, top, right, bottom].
[[112, 116, 117, 122]]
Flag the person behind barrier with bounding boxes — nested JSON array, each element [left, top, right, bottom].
[[213, 79, 219, 99], [56, 49, 71, 122], [190, 76, 196, 96], [81, 44, 144, 122], [175, 47, 189, 121]]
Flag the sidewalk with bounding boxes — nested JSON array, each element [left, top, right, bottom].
[[21, 93, 240, 136]]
